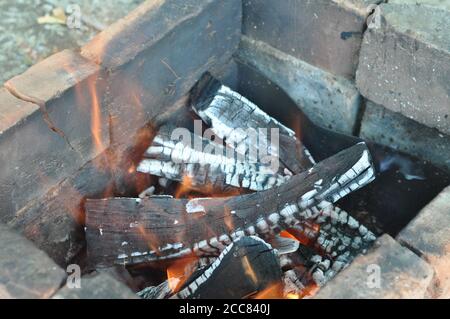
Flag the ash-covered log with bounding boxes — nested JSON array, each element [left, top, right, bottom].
[[137, 281, 172, 299], [85, 142, 375, 267], [136, 75, 318, 194], [190, 73, 314, 174], [137, 128, 289, 193], [279, 205, 377, 287]]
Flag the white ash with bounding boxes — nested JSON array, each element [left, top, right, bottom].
[[138, 281, 173, 299], [283, 270, 306, 297], [185, 198, 211, 214], [197, 85, 296, 140], [138, 133, 290, 192], [138, 186, 155, 198], [159, 177, 169, 188]]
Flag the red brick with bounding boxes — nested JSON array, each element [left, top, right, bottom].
[[0, 223, 66, 299], [53, 273, 137, 299], [81, 0, 241, 155], [356, 3, 450, 135], [314, 235, 434, 299], [0, 88, 38, 134], [397, 186, 450, 298], [243, 0, 382, 79], [0, 50, 109, 223]]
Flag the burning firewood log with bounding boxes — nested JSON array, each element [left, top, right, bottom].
[[135, 77, 376, 270], [137, 127, 290, 193], [137, 281, 172, 299], [277, 205, 377, 288], [137, 237, 282, 299], [313, 206, 377, 254], [283, 269, 309, 298], [190, 73, 314, 174], [85, 142, 375, 267], [174, 236, 282, 299], [136, 71, 319, 193]]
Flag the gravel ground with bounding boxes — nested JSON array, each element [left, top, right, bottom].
[[0, 0, 144, 84]]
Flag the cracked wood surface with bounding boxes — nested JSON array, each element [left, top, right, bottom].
[[137, 127, 290, 193], [190, 74, 315, 174], [0, 0, 241, 258]]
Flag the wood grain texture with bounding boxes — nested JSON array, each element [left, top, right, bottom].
[[86, 143, 375, 267], [176, 236, 282, 299], [190, 74, 315, 174], [137, 127, 289, 193]]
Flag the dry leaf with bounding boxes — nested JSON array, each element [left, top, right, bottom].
[[52, 7, 67, 21], [37, 7, 67, 25]]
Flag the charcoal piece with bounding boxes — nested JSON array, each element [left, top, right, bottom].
[[175, 236, 282, 299]]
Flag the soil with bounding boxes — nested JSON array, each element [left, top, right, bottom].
[[0, 0, 144, 84]]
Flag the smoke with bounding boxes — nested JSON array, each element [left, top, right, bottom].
[[379, 154, 426, 181]]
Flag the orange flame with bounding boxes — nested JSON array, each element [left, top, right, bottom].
[[130, 89, 144, 114], [253, 282, 284, 299], [136, 225, 160, 254], [279, 230, 299, 241], [281, 222, 320, 246], [253, 278, 320, 299], [223, 207, 235, 232], [87, 80, 105, 154], [175, 175, 195, 198], [298, 284, 320, 298], [166, 256, 199, 293]]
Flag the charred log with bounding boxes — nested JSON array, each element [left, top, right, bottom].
[[190, 74, 314, 174], [174, 236, 282, 299], [85, 143, 375, 267], [279, 205, 377, 287], [137, 281, 172, 299], [137, 128, 289, 193]]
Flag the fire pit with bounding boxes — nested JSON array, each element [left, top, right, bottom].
[[0, 0, 449, 300]]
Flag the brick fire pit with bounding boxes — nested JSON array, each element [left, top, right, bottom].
[[0, 0, 449, 299]]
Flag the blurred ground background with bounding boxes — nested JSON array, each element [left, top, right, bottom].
[[0, 0, 144, 84]]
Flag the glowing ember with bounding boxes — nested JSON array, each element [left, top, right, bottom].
[[282, 223, 320, 246], [279, 230, 299, 242], [299, 284, 320, 298], [253, 283, 284, 299]]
